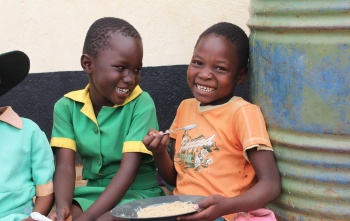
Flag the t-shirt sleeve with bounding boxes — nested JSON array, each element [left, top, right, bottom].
[[31, 124, 54, 196], [169, 100, 184, 140], [234, 104, 272, 150], [50, 97, 77, 151], [122, 92, 159, 159]]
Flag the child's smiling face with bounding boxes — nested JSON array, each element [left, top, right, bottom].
[[85, 32, 143, 107], [187, 34, 247, 106]]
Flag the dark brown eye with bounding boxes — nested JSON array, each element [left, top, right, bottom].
[[215, 66, 226, 72], [192, 60, 201, 66], [115, 66, 125, 71], [134, 68, 142, 74]]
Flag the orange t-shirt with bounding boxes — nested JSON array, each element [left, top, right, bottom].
[[170, 97, 272, 199]]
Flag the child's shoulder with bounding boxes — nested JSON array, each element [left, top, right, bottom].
[[21, 117, 43, 132], [1, 107, 42, 131], [135, 90, 154, 102], [53, 88, 86, 107], [229, 96, 256, 108], [228, 97, 264, 117], [219, 97, 262, 115], [63, 88, 87, 102], [220, 96, 256, 107]]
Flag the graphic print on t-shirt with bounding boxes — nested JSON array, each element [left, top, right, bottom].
[[175, 131, 220, 172]]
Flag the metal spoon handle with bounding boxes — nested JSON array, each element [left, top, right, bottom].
[[163, 129, 177, 135], [163, 124, 198, 135]]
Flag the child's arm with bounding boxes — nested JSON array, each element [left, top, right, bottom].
[[33, 193, 55, 215], [143, 130, 178, 186], [22, 194, 54, 221], [178, 148, 281, 221], [50, 148, 76, 221], [74, 152, 143, 221]]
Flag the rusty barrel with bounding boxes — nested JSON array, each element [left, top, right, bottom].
[[247, 1, 350, 220]]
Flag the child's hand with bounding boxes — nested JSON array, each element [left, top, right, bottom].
[[48, 208, 72, 221], [143, 129, 170, 155], [177, 194, 227, 221]]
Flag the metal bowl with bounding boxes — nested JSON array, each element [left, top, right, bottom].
[[111, 195, 205, 221]]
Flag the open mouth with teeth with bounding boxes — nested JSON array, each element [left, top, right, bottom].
[[116, 87, 130, 94], [196, 84, 215, 92]]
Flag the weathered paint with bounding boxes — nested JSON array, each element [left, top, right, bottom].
[[268, 127, 350, 220], [248, 1, 350, 220]]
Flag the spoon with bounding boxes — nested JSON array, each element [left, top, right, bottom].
[[164, 124, 198, 135], [30, 212, 53, 221]]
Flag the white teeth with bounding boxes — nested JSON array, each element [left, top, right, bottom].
[[196, 84, 214, 92], [116, 88, 130, 94]]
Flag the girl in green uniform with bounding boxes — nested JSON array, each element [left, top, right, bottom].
[[49, 17, 164, 221]]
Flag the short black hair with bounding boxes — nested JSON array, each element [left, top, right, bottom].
[[83, 17, 141, 57], [195, 22, 249, 70]]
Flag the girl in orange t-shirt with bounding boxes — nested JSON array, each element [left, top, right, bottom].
[[143, 22, 281, 221]]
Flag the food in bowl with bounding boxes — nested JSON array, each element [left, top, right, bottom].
[[136, 201, 196, 218]]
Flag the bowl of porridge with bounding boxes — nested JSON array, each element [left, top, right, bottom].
[[111, 195, 205, 221]]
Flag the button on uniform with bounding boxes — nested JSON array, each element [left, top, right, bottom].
[[93, 126, 99, 134]]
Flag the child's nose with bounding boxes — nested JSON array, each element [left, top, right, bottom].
[[123, 71, 136, 84], [198, 67, 213, 79]]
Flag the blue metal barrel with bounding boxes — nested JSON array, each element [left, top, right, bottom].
[[247, 1, 350, 220]]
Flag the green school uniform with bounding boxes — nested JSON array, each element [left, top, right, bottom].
[[51, 85, 164, 210]]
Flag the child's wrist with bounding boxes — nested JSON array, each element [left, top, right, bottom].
[[152, 149, 168, 157]]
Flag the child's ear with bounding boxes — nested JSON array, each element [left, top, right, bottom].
[[81, 54, 93, 75], [237, 67, 248, 85]]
